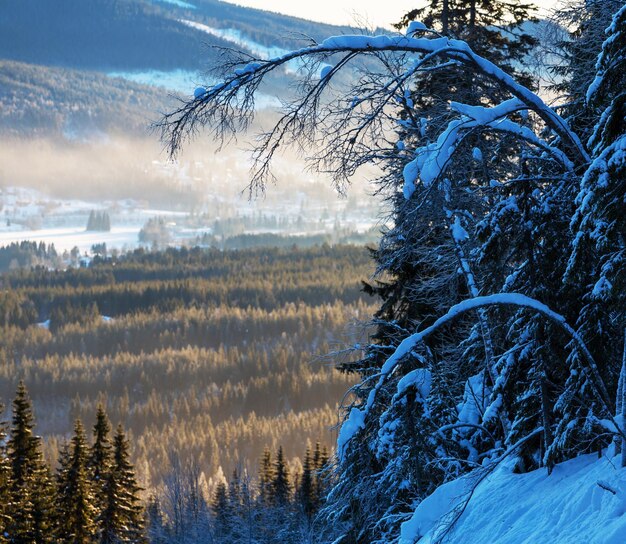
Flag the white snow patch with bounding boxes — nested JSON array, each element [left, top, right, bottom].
[[400, 453, 626, 544], [180, 20, 290, 60], [406, 21, 428, 35], [320, 65, 333, 79], [451, 216, 469, 243], [152, 0, 196, 8], [337, 407, 365, 461], [397, 368, 432, 400]]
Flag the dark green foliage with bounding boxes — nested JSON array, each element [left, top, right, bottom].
[[0, 0, 356, 73], [212, 481, 231, 540], [0, 242, 60, 273], [0, 389, 146, 543], [87, 212, 111, 233], [56, 420, 98, 543], [49, 300, 100, 333], [298, 447, 315, 519], [145, 496, 167, 544], [258, 447, 274, 506], [0, 60, 176, 137], [327, 2, 542, 541], [100, 425, 146, 544], [548, 0, 621, 139], [0, 0, 208, 71], [89, 406, 113, 524], [272, 446, 291, 506], [0, 246, 367, 491], [7, 382, 57, 543]]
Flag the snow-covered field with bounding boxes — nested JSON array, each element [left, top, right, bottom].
[[0, 226, 141, 254], [180, 20, 291, 60], [107, 69, 205, 94], [401, 452, 626, 544]]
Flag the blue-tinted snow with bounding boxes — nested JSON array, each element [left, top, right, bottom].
[[152, 0, 196, 9], [400, 452, 626, 543]]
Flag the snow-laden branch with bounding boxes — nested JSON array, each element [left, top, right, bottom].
[[337, 293, 617, 460], [403, 104, 574, 198], [159, 30, 590, 191]]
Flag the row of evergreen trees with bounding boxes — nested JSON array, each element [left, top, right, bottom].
[[0, 383, 145, 543], [147, 443, 331, 543], [86, 211, 111, 232]]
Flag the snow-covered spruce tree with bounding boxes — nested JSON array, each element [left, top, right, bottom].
[[556, 2, 626, 468], [549, 0, 624, 141], [159, 4, 624, 541], [326, 3, 542, 539]]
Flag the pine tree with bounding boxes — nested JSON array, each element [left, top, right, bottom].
[[56, 419, 98, 544], [272, 446, 291, 506], [322, 2, 543, 540], [298, 447, 315, 521], [100, 425, 146, 544], [145, 496, 167, 544], [87, 210, 96, 231], [258, 447, 274, 505], [0, 404, 12, 544], [7, 382, 57, 544], [158, 0, 626, 539], [549, 0, 620, 140], [550, 2, 626, 467], [212, 481, 231, 542], [89, 405, 113, 523]]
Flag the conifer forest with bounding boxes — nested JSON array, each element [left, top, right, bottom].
[[1, 0, 626, 542]]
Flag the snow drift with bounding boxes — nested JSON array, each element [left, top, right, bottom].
[[400, 452, 626, 544]]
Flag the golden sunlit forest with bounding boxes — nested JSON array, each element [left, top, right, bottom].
[[0, 245, 375, 490]]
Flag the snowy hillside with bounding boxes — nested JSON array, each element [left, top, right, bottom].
[[402, 452, 626, 544]]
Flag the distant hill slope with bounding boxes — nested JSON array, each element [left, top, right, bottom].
[[190, 0, 359, 50], [0, 0, 217, 70], [0, 0, 361, 136], [0, 0, 356, 71], [0, 60, 175, 136]]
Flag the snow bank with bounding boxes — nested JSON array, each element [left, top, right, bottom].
[[400, 453, 626, 544]]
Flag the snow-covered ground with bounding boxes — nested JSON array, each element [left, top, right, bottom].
[[107, 68, 280, 108], [401, 452, 626, 544], [180, 20, 291, 60], [0, 226, 140, 254], [0, 183, 380, 254], [107, 69, 205, 94], [152, 0, 196, 9]]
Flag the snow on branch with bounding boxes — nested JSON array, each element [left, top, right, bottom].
[[337, 293, 617, 460], [159, 31, 589, 195]]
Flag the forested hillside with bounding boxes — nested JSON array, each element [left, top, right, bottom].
[[0, 245, 374, 490], [0, 60, 175, 136], [160, 0, 626, 542], [0, 0, 356, 71]]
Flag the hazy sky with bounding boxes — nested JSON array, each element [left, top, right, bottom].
[[221, 0, 561, 28]]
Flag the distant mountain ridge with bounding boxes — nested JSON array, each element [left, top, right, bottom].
[[0, 0, 357, 71], [0, 60, 176, 136], [0, 0, 363, 136]]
